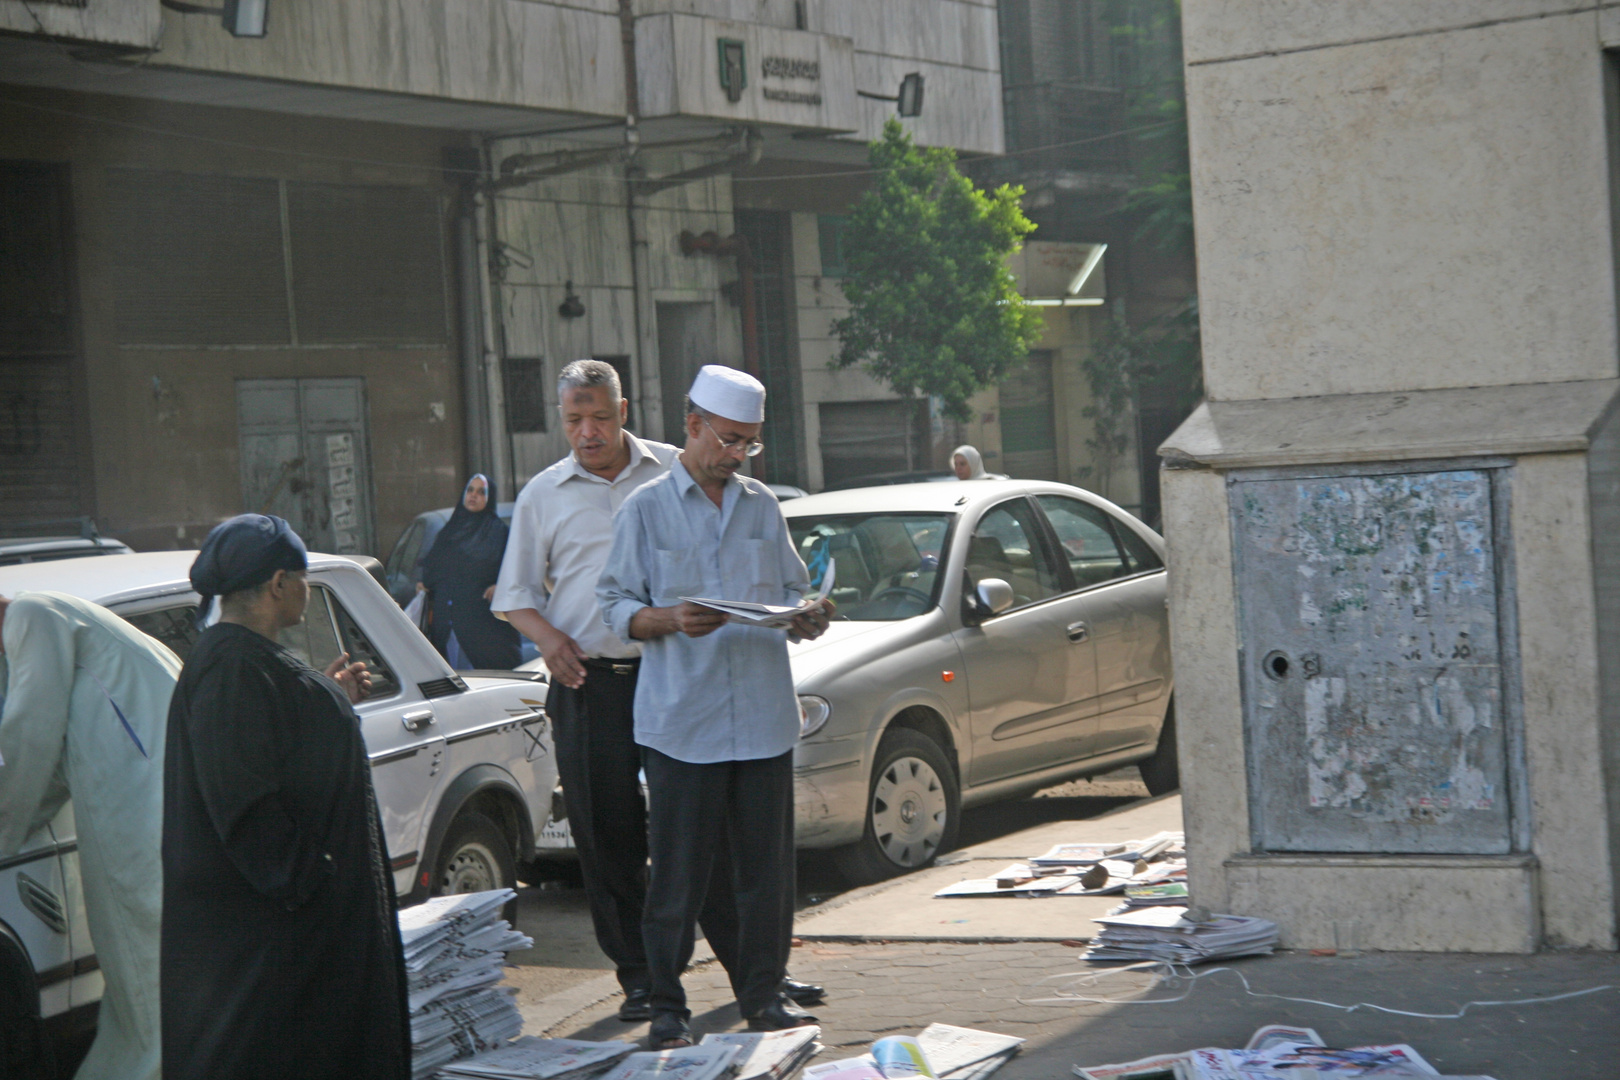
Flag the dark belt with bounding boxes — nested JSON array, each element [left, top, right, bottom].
[[582, 656, 640, 676]]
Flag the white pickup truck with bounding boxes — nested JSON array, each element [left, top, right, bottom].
[[0, 551, 560, 1075]]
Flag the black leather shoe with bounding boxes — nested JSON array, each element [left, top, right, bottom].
[[745, 997, 818, 1031], [649, 1012, 694, 1049], [782, 976, 825, 1004], [618, 988, 652, 1022]]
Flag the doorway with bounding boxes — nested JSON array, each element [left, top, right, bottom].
[[236, 378, 375, 555]]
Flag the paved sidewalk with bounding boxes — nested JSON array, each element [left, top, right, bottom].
[[515, 792, 1620, 1078], [529, 941, 1620, 1080]]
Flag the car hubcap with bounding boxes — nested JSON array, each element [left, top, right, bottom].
[[871, 755, 948, 868], [440, 841, 500, 894]]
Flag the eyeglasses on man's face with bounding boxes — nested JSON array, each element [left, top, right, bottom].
[[703, 417, 764, 457]]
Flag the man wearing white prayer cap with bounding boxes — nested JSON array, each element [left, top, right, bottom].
[[599, 364, 832, 1047]]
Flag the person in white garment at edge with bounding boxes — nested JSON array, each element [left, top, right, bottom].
[[0, 590, 182, 1080]]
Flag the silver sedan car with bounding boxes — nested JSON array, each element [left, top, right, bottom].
[[784, 480, 1175, 882]]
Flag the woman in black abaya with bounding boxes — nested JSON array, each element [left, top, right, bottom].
[[162, 513, 408, 1080], [420, 473, 522, 670]]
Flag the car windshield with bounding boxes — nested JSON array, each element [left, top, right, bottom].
[[788, 512, 954, 621]]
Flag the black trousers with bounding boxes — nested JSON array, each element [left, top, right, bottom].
[[547, 666, 740, 994], [641, 746, 796, 1020]]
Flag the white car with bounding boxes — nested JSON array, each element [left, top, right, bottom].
[[0, 551, 557, 1069]]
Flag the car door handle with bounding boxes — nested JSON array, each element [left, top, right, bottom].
[[401, 707, 436, 732], [1066, 621, 1089, 642]]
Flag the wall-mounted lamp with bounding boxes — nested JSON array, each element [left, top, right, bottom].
[[161, 0, 269, 38], [558, 281, 586, 319], [857, 73, 925, 118]]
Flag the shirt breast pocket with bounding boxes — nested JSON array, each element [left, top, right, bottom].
[[652, 546, 704, 606], [734, 538, 778, 604]]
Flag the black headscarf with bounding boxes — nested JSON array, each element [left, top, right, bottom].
[[191, 514, 308, 623], [420, 475, 519, 669], [420, 475, 506, 582]]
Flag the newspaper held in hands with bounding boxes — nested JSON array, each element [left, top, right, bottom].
[[680, 560, 836, 630]]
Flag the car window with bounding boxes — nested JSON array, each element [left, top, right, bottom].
[[386, 520, 424, 583], [277, 585, 345, 672], [788, 512, 953, 621], [965, 499, 1063, 609], [1114, 519, 1163, 572], [124, 605, 203, 660], [323, 586, 401, 699], [1036, 495, 1131, 588]]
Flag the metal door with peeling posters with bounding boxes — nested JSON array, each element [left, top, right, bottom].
[[1230, 466, 1522, 854]]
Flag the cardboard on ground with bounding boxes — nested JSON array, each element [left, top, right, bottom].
[[681, 559, 836, 629]]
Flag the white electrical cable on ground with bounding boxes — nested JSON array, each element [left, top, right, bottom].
[[1021, 961, 1618, 1020]]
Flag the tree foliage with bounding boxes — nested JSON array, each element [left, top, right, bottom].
[[831, 120, 1044, 420]]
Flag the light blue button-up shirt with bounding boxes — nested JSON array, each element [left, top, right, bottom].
[[597, 459, 810, 764]]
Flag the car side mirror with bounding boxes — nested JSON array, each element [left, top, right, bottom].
[[975, 578, 1014, 617]]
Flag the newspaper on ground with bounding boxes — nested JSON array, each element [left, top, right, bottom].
[[1055, 859, 1187, 898], [595, 1043, 741, 1080], [1083, 906, 1277, 965], [1119, 882, 1190, 907], [1183, 1040, 1441, 1078], [805, 1025, 1022, 1080], [400, 887, 532, 1079], [1073, 1024, 1495, 1080], [682, 560, 836, 629], [1242, 1026, 1323, 1052], [1033, 833, 1185, 868], [933, 865, 1081, 897], [699, 1026, 822, 1080], [438, 1037, 637, 1080], [915, 1023, 1024, 1079]]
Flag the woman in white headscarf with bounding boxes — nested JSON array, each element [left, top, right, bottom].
[[952, 445, 990, 480]]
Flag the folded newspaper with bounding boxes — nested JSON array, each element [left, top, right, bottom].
[[1073, 1024, 1494, 1080], [596, 1043, 741, 1080], [805, 1025, 1024, 1080], [699, 1027, 821, 1080], [438, 1037, 636, 1080], [1083, 906, 1277, 965], [680, 560, 836, 629], [398, 888, 533, 1079]]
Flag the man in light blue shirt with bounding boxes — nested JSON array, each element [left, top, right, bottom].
[[598, 366, 830, 1047]]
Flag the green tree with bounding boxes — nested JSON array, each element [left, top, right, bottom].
[[831, 119, 1044, 420]]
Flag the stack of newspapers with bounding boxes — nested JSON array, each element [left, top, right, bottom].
[[436, 1037, 637, 1080], [1083, 906, 1277, 965], [399, 888, 533, 1078], [699, 1027, 822, 1080]]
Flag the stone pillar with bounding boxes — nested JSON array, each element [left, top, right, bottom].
[[1167, 1, 1620, 952]]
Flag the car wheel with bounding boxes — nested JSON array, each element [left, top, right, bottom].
[[431, 812, 518, 921], [1139, 703, 1180, 797], [835, 728, 960, 886]]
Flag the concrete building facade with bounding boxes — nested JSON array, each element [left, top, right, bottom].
[[1164, 1, 1620, 952], [0, 0, 1003, 554]]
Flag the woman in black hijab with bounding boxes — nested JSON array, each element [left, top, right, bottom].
[[420, 473, 521, 670], [162, 514, 409, 1080]]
